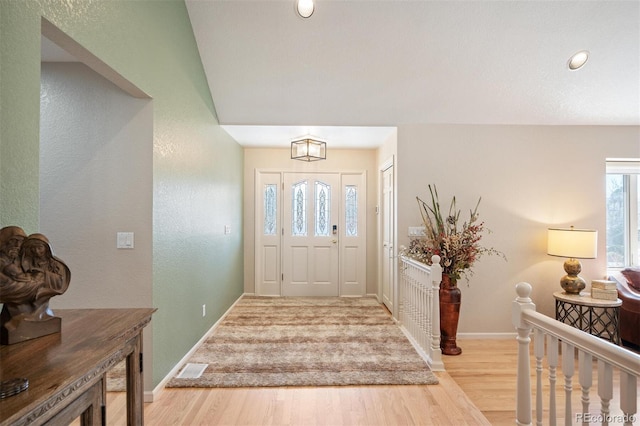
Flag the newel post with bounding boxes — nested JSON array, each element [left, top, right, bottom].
[[512, 282, 535, 426], [430, 255, 444, 371]]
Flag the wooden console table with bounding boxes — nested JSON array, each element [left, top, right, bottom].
[[0, 308, 155, 426]]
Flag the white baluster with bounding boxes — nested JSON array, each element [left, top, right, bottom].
[[562, 342, 575, 426], [399, 259, 404, 323], [415, 267, 420, 347], [598, 359, 613, 426], [430, 255, 443, 371], [534, 329, 545, 426], [620, 371, 636, 426], [424, 273, 429, 351], [512, 282, 535, 426], [421, 269, 425, 350], [578, 350, 592, 424], [509, 279, 640, 426], [417, 272, 421, 347], [548, 335, 558, 426]]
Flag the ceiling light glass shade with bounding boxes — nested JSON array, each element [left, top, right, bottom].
[[291, 138, 326, 161], [296, 0, 314, 18], [568, 50, 589, 70], [547, 227, 598, 259]]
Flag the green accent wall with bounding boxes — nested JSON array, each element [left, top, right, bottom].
[[0, 0, 244, 388]]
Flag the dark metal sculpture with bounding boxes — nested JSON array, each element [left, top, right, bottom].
[[0, 226, 71, 344]]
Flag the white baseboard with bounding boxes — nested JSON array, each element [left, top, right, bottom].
[[149, 293, 247, 402], [398, 325, 445, 372], [366, 293, 381, 303], [457, 332, 517, 340]]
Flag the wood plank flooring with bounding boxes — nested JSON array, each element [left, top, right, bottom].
[[104, 372, 487, 425], [101, 338, 638, 425]]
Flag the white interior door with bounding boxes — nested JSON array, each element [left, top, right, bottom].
[[381, 165, 394, 311], [282, 173, 340, 296]]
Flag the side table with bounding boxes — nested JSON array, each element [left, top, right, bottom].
[[553, 291, 622, 345]]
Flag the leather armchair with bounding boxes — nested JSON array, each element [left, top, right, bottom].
[[609, 269, 640, 348]]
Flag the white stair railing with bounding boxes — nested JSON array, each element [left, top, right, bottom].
[[512, 282, 640, 426], [398, 254, 444, 371]]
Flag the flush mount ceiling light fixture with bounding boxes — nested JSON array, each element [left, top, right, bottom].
[[296, 0, 315, 18], [291, 137, 326, 161], [568, 50, 589, 70]]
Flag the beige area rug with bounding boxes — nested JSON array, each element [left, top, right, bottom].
[[165, 296, 438, 388]]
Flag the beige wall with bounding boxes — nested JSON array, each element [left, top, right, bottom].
[[398, 124, 640, 335], [244, 148, 379, 295]]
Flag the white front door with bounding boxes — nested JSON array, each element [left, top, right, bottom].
[[282, 173, 340, 296], [255, 171, 366, 297]]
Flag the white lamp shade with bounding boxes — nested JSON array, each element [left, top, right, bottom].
[[547, 227, 598, 259]]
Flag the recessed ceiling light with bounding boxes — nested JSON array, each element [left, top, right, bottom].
[[568, 50, 589, 70], [296, 0, 314, 18]]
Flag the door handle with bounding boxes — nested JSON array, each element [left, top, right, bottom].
[[331, 239, 338, 244]]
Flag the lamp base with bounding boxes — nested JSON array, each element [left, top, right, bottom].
[[560, 258, 586, 294], [560, 275, 586, 294]]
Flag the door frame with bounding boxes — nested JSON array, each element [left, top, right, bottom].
[[379, 156, 397, 317], [254, 169, 367, 297]]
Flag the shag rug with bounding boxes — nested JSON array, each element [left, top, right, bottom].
[[164, 296, 438, 388]]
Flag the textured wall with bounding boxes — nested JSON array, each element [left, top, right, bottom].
[[0, 1, 41, 230], [0, 0, 243, 389], [397, 124, 640, 334], [40, 62, 154, 386]]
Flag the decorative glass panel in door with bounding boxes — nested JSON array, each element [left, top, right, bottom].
[[291, 181, 307, 236], [264, 184, 277, 236], [345, 185, 358, 237]]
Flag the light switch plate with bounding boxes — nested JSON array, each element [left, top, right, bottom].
[[117, 232, 134, 249], [408, 226, 426, 237]]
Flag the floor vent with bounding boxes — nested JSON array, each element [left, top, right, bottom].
[[176, 363, 208, 379]]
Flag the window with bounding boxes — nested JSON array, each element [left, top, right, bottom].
[[345, 185, 358, 236], [606, 160, 640, 268], [314, 181, 330, 236], [263, 184, 277, 235]]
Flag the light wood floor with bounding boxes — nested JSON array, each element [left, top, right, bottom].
[[103, 339, 638, 425]]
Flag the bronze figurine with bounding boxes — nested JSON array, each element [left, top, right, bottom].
[[0, 226, 70, 344]]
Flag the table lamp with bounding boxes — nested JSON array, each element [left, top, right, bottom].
[[547, 226, 597, 294]]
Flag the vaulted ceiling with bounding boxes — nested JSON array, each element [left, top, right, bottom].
[[185, 0, 638, 148]]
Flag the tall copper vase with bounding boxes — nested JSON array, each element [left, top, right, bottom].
[[439, 274, 462, 355]]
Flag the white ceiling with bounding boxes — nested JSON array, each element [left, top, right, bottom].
[[43, 1, 640, 149], [186, 0, 639, 148]]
